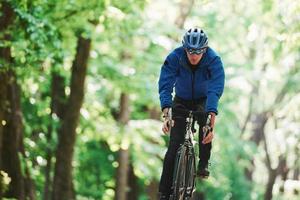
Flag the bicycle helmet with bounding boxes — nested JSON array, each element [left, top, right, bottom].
[[182, 28, 208, 50]]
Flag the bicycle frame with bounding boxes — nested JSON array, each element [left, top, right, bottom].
[[170, 111, 198, 200]]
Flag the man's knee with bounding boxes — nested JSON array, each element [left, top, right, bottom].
[[166, 141, 181, 157]]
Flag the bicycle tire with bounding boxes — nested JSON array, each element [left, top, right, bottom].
[[184, 148, 196, 199], [172, 146, 187, 200]]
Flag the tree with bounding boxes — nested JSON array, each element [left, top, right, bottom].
[[115, 93, 130, 200], [0, 2, 35, 199], [52, 35, 91, 200]]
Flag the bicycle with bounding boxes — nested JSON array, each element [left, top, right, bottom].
[[168, 107, 212, 200]]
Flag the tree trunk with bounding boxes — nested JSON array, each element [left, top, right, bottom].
[[147, 107, 161, 120], [1, 2, 36, 198], [264, 169, 276, 200], [52, 36, 91, 200], [245, 112, 268, 181], [115, 93, 130, 200], [146, 181, 159, 200], [0, 71, 8, 197], [0, 1, 15, 184], [118, 93, 130, 124], [250, 112, 268, 145], [50, 72, 67, 119], [262, 125, 286, 200], [2, 68, 36, 200], [293, 167, 299, 180], [43, 123, 53, 200], [43, 72, 66, 200], [279, 158, 288, 193], [116, 149, 130, 200], [2, 71, 25, 199], [264, 157, 287, 200], [293, 145, 299, 180], [0, 1, 15, 33], [127, 163, 138, 200], [1, 70, 36, 200]]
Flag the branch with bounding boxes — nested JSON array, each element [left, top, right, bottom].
[[262, 127, 272, 171], [166, 0, 195, 43], [240, 88, 254, 136], [262, 117, 287, 174], [175, 0, 195, 29]]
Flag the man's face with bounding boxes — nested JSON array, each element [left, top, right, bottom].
[[185, 48, 206, 65]]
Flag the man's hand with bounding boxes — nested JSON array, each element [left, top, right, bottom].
[[202, 130, 214, 144], [202, 112, 216, 144], [162, 107, 174, 134], [162, 118, 174, 134]]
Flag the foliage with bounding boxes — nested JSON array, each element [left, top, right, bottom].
[[0, 171, 11, 195], [1, 0, 299, 199]]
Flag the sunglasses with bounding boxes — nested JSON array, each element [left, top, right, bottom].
[[187, 48, 207, 55]]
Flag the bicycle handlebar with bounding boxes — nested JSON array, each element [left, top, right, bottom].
[[171, 107, 207, 119], [169, 107, 213, 141]]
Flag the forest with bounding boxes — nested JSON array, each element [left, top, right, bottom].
[[0, 0, 299, 200]]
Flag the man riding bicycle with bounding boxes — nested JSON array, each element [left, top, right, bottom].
[[158, 27, 225, 200]]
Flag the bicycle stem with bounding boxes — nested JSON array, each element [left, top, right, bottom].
[[185, 112, 194, 142]]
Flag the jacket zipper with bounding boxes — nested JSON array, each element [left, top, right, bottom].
[[191, 70, 195, 107]]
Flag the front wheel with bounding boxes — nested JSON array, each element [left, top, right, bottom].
[[184, 149, 196, 199], [172, 146, 187, 200]]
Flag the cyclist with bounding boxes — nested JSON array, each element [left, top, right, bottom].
[[158, 27, 225, 200]]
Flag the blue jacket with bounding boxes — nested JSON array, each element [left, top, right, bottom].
[[158, 46, 225, 114]]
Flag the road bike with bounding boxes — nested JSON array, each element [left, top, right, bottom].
[[169, 107, 211, 200]]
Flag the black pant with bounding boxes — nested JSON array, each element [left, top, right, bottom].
[[159, 96, 212, 195]]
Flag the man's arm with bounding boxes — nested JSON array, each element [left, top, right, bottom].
[[205, 56, 225, 115], [158, 53, 178, 111], [202, 56, 225, 144]]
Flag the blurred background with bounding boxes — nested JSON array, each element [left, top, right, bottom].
[[0, 0, 299, 200]]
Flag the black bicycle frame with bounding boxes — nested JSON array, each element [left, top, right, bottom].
[[170, 110, 198, 200]]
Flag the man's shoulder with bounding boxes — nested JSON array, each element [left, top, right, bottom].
[[206, 47, 220, 59], [173, 46, 184, 55], [204, 47, 223, 66], [167, 46, 184, 60]]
